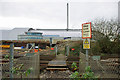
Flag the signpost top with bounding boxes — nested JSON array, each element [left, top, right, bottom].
[[82, 22, 92, 39]]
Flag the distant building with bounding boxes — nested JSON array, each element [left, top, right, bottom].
[[18, 29, 82, 41], [0, 28, 82, 41], [18, 31, 43, 40], [0, 28, 29, 40]]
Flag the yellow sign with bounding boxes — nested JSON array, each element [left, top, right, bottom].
[[83, 39, 90, 49], [0, 45, 10, 48], [84, 39, 89, 44]]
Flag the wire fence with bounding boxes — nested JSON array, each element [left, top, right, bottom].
[[2, 53, 40, 79], [79, 52, 120, 78], [1, 41, 120, 79]]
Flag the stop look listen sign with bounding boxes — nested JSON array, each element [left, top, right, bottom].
[[82, 22, 92, 39]]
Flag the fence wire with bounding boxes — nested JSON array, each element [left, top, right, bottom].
[[79, 52, 120, 78], [2, 53, 40, 78]]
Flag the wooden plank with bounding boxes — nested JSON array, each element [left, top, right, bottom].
[[40, 61, 49, 63], [46, 68, 68, 70], [48, 54, 67, 67], [48, 64, 67, 66]]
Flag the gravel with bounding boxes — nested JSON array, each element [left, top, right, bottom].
[[40, 70, 73, 78]]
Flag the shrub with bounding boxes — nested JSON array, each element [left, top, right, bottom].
[[71, 62, 78, 71], [81, 66, 98, 79]]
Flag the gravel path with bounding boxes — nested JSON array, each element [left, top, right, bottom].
[[40, 70, 73, 78]]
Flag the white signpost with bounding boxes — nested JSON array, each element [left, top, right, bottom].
[[82, 22, 92, 67]]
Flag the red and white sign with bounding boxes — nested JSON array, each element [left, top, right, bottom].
[[51, 48, 54, 50], [71, 48, 75, 51], [82, 22, 92, 39]]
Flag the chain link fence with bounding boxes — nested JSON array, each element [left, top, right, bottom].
[[2, 53, 40, 79], [79, 52, 120, 79]]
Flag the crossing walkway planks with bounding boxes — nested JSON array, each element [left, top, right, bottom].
[[46, 54, 68, 70]]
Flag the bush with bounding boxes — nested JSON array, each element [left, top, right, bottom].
[[91, 41, 101, 55], [81, 66, 98, 79], [98, 37, 120, 54], [71, 62, 78, 71]]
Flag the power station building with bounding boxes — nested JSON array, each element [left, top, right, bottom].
[[18, 29, 82, 41], [0, 28, 82, 41]]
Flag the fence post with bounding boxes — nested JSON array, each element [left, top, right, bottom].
[[9, 43, 14, 79], [67, 46, 69, 56], [86, 49, 88, 67], [26, 43, 29, 49], [0, 42, 2, 80], [38, 44, 39, 52], [50, 38, 52, 47], [79, 45, 82, 75], [55, 46, 57, 56], [33, 43, 35, 52]]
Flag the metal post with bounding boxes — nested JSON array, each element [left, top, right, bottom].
[[33, 43, 35, 52], [10, 43, 14, 79], [50, 38, 52, 47], [86, 49, 88, 67], [38, 44, 39, 52], [65, 46, 67, 56], [67, 46, 69, 56], [67, 3, 69, 31], [0, 42, 2, 80], [55, 46, 57, 56], [79, 45, 82, 74], [26, 43, 29, 49]]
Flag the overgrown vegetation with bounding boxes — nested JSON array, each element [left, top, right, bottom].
[[71, 62, 78, 71], [69, 41, 83, 56], [12, 64, 33, 78], [4, 54, 33, 78], [70, 62, 98, 80], [4, 54, 9, 59], [81, 66, 98, 79], [91, 18, 120, 55], [69, 18, 120, 55]]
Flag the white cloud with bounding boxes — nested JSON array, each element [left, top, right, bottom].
[[0, 1, 118, 30], [0, 16, 66, 30]]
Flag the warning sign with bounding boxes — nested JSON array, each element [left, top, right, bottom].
[[83, 39, 90, 49], [82, 22, 92, 39]]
